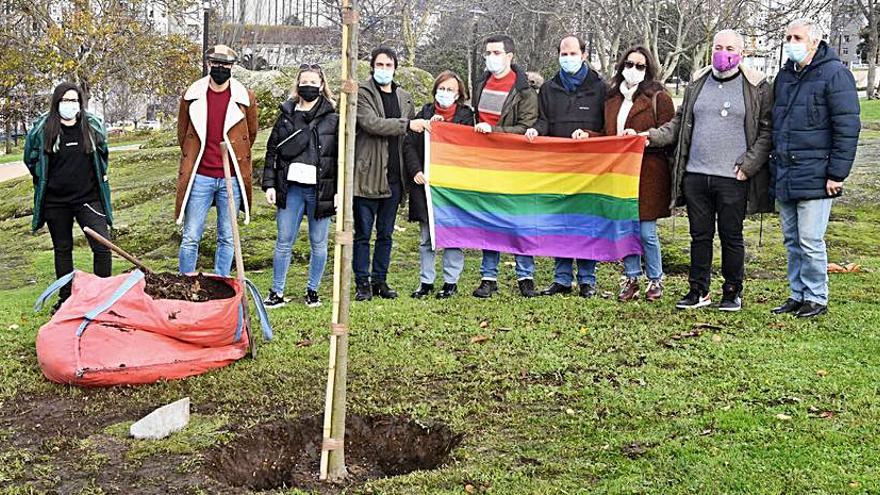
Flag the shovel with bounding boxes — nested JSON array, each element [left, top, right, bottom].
[[221, 146, 257, 359]]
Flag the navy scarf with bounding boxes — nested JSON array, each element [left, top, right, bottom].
[[559, 63, 588, 93]]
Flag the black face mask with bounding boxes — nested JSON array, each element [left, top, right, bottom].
[[210, 66, 232, 85], [297, 85, 321, 103]]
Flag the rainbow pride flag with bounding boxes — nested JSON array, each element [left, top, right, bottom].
[[426, 122, 645, 261]]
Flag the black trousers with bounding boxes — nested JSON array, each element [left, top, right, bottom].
[[682, 173, 748, 293], [43, 201, 112, 300], [352, 182, 401, 285]]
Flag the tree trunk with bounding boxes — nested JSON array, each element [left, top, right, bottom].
[[868, 17, 878, 99], [4, 122, 10, 155]]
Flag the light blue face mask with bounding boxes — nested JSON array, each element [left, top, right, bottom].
[[373, 68, 395, 86], [785, 42, 809, 64], [58, 101, 80, 120], [559, 55, 584, 74], [485, 55, 507, 75], [435, 90, 456, 108]]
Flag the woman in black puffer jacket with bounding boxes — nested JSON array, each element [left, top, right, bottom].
[[262, 64, 338, 308], [404, 70, 475, 300]]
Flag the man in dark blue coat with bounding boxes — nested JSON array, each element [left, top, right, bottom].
[[770, 18, 860, 318]]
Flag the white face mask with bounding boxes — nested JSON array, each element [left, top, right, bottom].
[[485, 55, 507, 75], [622, 67, 645, 86], [435, 90, 456, 108], [58, 101, 80, 120]]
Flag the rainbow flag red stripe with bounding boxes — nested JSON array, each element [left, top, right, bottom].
[[427, 122, 645, 261]]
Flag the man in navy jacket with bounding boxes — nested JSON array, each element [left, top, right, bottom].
[[770, 18, 860, 318]]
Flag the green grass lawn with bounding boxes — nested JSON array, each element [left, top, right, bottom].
[[1, 124, 879, 494], [860, 98, 880, 123]]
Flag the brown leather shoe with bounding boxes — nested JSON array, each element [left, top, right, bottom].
[[645, 280, 663, 302], [618, 277, 640, 302]]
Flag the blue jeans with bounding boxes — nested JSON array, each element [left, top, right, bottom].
[[620, 220, 664, 281], [419, 222, 464, 284], [480, 251, 534, 280], [271, 184, 331, 293], [553, 258, 596, 286], [777, 198, 833, 305], [178, 173, 242, 277], [353, 182, 401, 285]]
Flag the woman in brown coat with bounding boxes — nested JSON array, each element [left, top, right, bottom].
[[604, 46, 675, 302]]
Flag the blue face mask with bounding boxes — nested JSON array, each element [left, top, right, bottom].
[[373, 68, 395, 86], [559, 55, 584, 74], [58, 101, 80, 120], [485, 55, 511, 76], [785, 42, 809, 64], [435, 90, 456, 108]]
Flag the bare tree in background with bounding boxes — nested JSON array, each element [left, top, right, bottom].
[[855, 0, 880, 97]]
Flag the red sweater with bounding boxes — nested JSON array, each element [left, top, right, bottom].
[[197, 87, 233, 178], [477, 71, 516, 127]]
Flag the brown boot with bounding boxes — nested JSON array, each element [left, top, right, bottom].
[[618, 277, 640, 302], [645, 280, 663, 302]]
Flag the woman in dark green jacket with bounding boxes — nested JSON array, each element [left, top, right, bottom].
[[24, 82, 113, 310]]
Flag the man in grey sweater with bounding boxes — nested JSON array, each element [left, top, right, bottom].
[[641, 29, 773, 312]]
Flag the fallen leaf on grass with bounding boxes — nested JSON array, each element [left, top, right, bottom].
[[579, 327, 589, 334], [828, 263, 861, 273], [470, 335, 491, 344], [849, 481, 861, 489], [479, 320, 489, 329], [565, 408, 576, 416], [8, 324, 19, 330], [621, 442, 651, 458], [775, 413, 792, 421], [464, 483, 475, 494], [819, 411, 834, 419], [503, 261, 516, 267], [816, 369, 829, 377], [694, 322, 724, 330], [296, 339, 312, 348], [711, 334, 722, 342]]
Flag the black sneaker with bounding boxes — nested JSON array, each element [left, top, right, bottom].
[[264, 291, 287, 309], [436, 283, 458, 299], [355, 282, 372, 301], [718, 285, 742, 312], [771, 298, 803, 315], [675, 288, 711, 309], [541, 282, 572, 296], [305, 289, 321, 308], [518, 279, 537, 298], [472, 280, 498, 298], [411, 282, 434, 299], [578, 283, 597, 298], [795, 301, 828, 318], [372, 282, 398, 299]]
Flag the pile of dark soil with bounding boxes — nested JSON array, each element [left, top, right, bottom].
[[143, 272, 235, 302]]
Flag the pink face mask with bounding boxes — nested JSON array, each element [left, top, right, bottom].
[[712, 50, 742, 73]]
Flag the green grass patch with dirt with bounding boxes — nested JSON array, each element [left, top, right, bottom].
[[0, 114, 879, 494]]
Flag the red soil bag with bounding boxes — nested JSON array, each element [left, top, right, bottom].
[[33, 270, 272, 387]]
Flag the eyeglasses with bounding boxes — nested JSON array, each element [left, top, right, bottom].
[[720, 101, 731, 117], [299, 63, 323, 71], [624, 61, 647, 71]]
